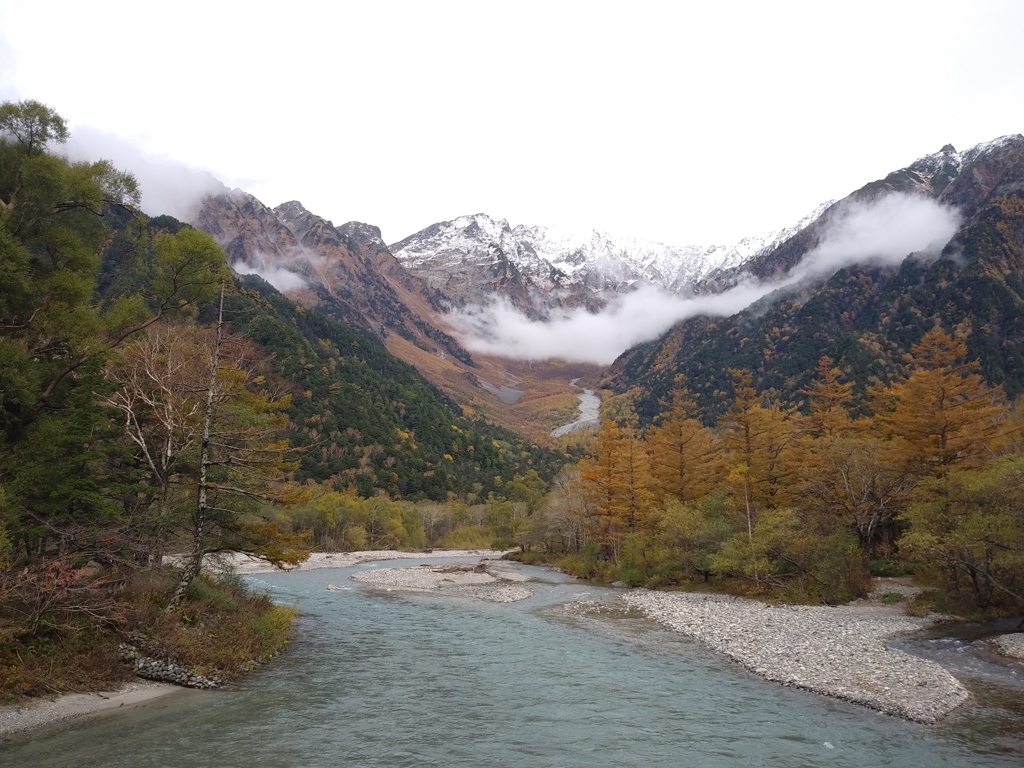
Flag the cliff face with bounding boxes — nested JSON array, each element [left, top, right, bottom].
[[192, 193, 473, 365]]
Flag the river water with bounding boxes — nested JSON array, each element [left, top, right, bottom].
[[3, 558, 1022, 767]]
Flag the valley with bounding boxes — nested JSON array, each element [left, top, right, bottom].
[[3, 97, 1024, 748]]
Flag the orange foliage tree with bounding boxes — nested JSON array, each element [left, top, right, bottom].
[[578, 419, 654, 562], [646, 376, 723, 504], [871, 327, 1009, 475]]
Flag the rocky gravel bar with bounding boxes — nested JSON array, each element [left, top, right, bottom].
[[622, 589, 970, 724], [350, 560, 533, 603], [989, 632, 1024, 660]]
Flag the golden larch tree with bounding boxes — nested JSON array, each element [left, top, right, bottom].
[[647, 377, 723, 504], [578, 419, 654, 562], [872, 327, 1009, 475]]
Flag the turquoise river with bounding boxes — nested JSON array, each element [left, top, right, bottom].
[[2, 557, 1022, 767]]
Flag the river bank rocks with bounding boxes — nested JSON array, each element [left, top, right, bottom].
[[350, 560, 534, 603], [118, 642, 221, 690], [622, 589, 970, 724]]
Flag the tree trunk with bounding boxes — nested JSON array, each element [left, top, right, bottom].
[[166, 284, 225, 612]]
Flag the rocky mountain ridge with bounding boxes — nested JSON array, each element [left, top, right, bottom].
[[192, 192, 473, 365], [388, 205, 832, 317], [188, 133, 1024, 437]]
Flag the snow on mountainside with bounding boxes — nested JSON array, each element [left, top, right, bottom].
[[388, 205, 832, 316], [872, 134, 1024, 199]]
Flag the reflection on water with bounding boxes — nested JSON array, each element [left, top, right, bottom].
[[3, 559, 1022, 767]]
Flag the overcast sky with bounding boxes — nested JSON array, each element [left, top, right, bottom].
[[2, 0, 1022, 247]]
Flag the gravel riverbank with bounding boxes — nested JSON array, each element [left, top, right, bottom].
[[350, 559, 534, 602], [622, 589, 970, 724], [205, 549, 513, 574]]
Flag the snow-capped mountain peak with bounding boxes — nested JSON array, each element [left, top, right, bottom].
[[388, 207, 832, 316]]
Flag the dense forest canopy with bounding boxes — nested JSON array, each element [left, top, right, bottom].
[[522, 335, 1024, 618]]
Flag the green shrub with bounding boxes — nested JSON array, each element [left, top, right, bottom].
[[249, 604, 299, 653], [505, 550, 550, 565], [186, 575, 238, 610]]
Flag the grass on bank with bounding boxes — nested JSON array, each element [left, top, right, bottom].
[[0, 566, 296, 704]]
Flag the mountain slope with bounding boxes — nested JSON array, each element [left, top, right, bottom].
[[190, 193, 602, 440], [193, 193, 473, 364], [605, 135, 1024, 423]]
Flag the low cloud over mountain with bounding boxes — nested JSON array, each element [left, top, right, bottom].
[[449, 193, 961, 364]]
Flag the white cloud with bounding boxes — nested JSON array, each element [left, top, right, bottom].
[[449, 193, 961, 364], [230, 260, 308, 293], [789, 193, 961, 282], [450, 280, 776, 365], [64, 127, 227, 222], [6, 3, 1020, 248]]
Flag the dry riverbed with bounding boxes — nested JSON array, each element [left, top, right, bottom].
[[988, 632, 1024, 660], [350, 559, 533, 602]]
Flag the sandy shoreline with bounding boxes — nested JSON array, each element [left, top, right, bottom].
[[0, 682, 182, 740]]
